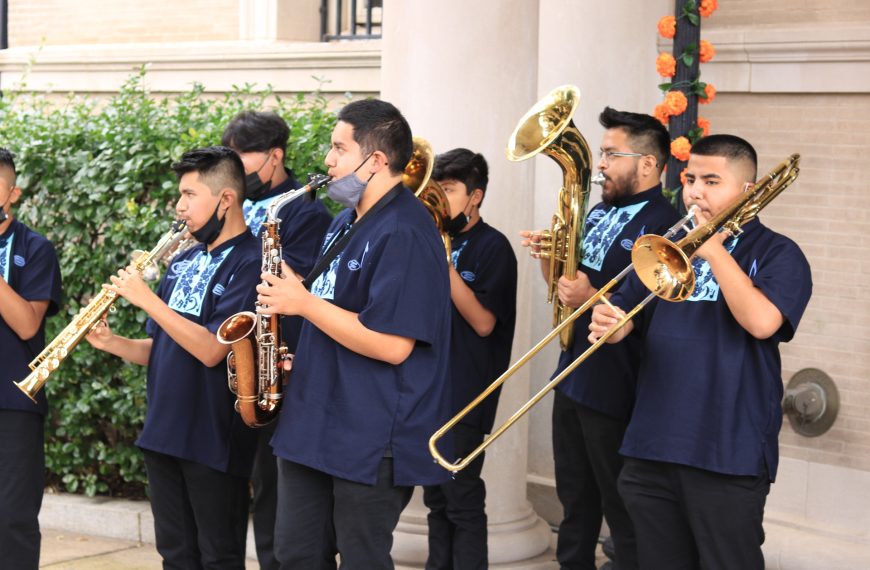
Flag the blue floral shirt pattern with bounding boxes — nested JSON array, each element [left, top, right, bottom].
[[167, 247, 235, 317]]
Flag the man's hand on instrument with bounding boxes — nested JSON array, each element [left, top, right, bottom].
[[85, 318, 114, 351], [519, 230, 544, 258], [689, 207, 730, 262], [257, 261, 309, 317], [105, 266, 157, 310], [557, 270, 594, 308], [588, 302, 630, 344]]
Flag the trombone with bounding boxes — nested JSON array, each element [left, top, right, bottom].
[[429, 154, 801, 473]]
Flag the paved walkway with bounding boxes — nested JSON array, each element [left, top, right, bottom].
[[40, 528, 259, 569]]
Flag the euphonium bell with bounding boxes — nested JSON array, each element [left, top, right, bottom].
[[507, 84, 593, 350]]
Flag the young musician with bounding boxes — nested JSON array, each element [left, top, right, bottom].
[[222, 110, 332, 570], [0, 148, 62, 569], [520, 108, 679, 570], [257, 99, 453, 569], [590, 135, 812, 569], [422, 148, 518, 570], [87, 147, 261, 569]]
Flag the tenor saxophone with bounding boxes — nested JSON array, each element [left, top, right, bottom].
[[14, 219, 189, 402], [217, 174, 331, 427]]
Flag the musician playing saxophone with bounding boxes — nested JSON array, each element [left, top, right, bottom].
[[0, 148, 62, 569], [520, 108, 677, 570], [589, 135, 813, 570], [86, 147, 261, 569]]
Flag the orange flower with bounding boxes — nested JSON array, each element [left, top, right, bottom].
[[699, 83, 716, 105], [657, 15, 676, 39], [699, 40, 716, 63], [664, 90, 688, 116], [680, 167, 688, 187], [656, 53, 676, 77], [653, 103, 671, 126], [697, 116, 710, 136], [671, 137, 691, 162], [700, 0, 718, 18]]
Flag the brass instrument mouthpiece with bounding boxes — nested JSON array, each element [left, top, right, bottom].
[[591, 172, 605, 186]]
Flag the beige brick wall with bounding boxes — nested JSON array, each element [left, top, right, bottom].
[[8, 0, 239, 46], [702, 93, 870, 472], [708, 0, 870, 27]]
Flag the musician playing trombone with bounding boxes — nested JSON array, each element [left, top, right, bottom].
[[0, 148, 62, 569], [589, 134, 813, 570], [86, 147, 262, 569], [521, 108, 679, 570]]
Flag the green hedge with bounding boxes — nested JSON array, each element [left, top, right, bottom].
[[0, 69, 340, 497]]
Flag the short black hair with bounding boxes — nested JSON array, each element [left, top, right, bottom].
[[433, 148, 489, 204], [221, 111, 290, 155], [337, 99, 413, 175], [599, 107, 670, 174], [691, 134, 758, 180], [0, 148, 16, 182], [171, 146, 246, 199]]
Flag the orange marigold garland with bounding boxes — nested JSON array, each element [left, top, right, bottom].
[[657, 15, 676, 39], [699, 83, 716, 104], [653, 104, 671, 126], [656, 53, 677, 77], [671, 137, 691, 161], [664, 90, 688, 116], [697, 116, 710, 136], [699, 40, 716, 63], [699, 0, 718, 18]]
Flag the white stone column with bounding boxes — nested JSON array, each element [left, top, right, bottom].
[[381, 1, 555, 567]]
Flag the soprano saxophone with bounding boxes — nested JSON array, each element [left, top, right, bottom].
[[14, 219, 189, 402], [217, 174, 331, 427]]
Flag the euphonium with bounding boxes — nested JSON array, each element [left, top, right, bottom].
[[216, 174, 331, 428], [507, 85, 593, 350], [403, 137, 452, 261], [15, 219, 189, 402]]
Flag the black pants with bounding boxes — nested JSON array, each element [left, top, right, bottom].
[[552, 392, 637, 570], [143, 450, 250, 570], [252, 422, 279, 570], [423, 424, 487, 570], [0, 411, 44, 570], [274, 457, 412, 570], [618, 457, 769, 570]]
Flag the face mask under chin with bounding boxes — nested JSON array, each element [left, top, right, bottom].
[[190, 200, 226, 244]]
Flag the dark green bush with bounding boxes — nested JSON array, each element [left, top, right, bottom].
[[0, 68, 341, 497]]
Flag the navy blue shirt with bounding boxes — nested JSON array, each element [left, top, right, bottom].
[[449, 220, 517, 434], [138, 230, 261, 477], [611, 219, 812, 480], [554, 185, 679, 420], [242, 169, 332, 352], [0, 219, 62, 415], [270, 185, 453, 486]]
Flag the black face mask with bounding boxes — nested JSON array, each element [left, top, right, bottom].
[[244, 153, 277, 201], [446, 193, 474, 238], [190, 201, 226, 245]]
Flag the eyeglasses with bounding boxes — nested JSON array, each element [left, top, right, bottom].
[[598, 150, 644, 165]]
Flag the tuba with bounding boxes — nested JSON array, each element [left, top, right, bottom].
[[403, 137, 452, 261], [15, 219, 189, 402], [430, 154, 802, 473], [507, 85, 594, 350], [216, 174, 331, 428]]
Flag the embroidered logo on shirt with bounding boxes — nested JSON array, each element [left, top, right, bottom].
[[167, 247, 234, 317], [460, 270, 476, 282], [620, 238, 634, 251], [687, 237, 739, 302], [347, 241, 370, 271], [0, 233, 13, 281], [213, 283, 226, 296], [581, 201, 647, 271], [243, 195, 280, 236]]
